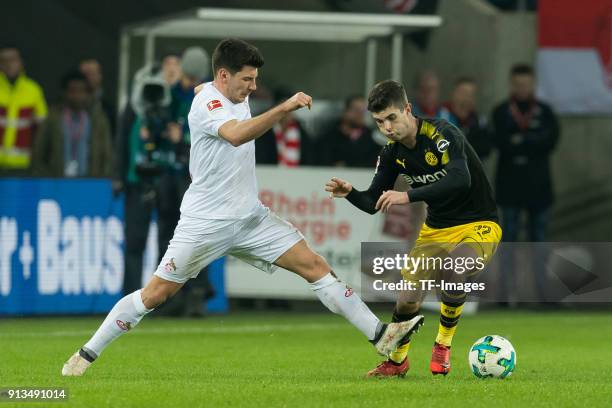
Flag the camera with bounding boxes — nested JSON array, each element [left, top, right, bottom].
[[130, 65, 172, 178]]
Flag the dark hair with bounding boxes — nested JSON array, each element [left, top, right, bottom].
[[79, 57, 101, 66], [212, 38, 264, 75], [367, 80, 408, 112], [344, 95, 364, 110], [161, 51, 181, 61], [510, 63, 534, 77], [454, 76, 476, 87], [0, 43, 19, 53], [414, 70, 438, 88], [61, 70, 90, 91]]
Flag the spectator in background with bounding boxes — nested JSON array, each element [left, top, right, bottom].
[[169, 47, 209, 150], [161, 53, 182, 87], [445, 77, 491, 159], [491, 63, 560, 304], [79, 58, 115, 136], [255, 87, 314, 166], [411, 70, 451, 120], [317, 95, 379, 168], [164, 46, 210, 218], [31, 71, 112, 178], [0, 45, 47, 175]]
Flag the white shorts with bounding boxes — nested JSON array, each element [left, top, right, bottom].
[[154, 206, 304, 284]]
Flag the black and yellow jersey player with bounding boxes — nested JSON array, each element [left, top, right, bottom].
[[325, 80, 502, 378]]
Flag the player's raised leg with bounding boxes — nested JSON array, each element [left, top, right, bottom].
[[274, 240, 423, 356], [61, 220, 221, 377], [62, 276, 182, 376]]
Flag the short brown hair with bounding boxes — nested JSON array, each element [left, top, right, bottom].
[[454, 76, 476, 87], [212, 38, 264, 75], [367, 80, 408, 112], [510, 63, 534, 77]]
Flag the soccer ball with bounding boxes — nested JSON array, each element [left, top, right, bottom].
[[468, 335, 516, 379]]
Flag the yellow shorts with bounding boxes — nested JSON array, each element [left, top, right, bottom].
[[401, 220, 502, 281]]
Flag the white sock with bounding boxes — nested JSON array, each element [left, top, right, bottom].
[[83, 290, 153, 357], [310, 272, 381, 340]]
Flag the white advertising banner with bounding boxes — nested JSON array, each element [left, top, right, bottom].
[[224, 166, 420, 299]]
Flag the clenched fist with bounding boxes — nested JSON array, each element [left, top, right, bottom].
[[282, 92, 313, 112]]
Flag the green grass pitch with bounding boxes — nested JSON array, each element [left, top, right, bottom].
[[1, 310, 611, 407]]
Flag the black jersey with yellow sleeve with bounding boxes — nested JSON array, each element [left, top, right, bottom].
[[346, 117, 498, 228]]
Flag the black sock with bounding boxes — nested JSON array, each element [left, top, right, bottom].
[[369, 322, 387, 344], [79, 347, 97, 363], [392, 308, 420, 323]]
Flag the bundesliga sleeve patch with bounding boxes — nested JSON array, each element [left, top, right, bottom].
[[436, 139, 449, 152], [207, 99, 223, 112]]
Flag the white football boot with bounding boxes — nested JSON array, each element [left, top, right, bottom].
[[373, 315, 425, 356], [61, 351, 92, 376]]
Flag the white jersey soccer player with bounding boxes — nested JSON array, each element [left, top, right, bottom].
[[155, 82, 302, 280], [62, 38, 423, 377]]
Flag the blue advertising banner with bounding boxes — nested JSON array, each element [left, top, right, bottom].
[[0, 178, 229, 315], [0, 178, 124, 315]]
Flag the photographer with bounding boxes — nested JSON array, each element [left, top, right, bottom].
[[115, 65, 185, 299]]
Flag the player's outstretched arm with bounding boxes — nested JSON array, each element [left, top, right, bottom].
[[325, 176, 382, 215], [325, 145, 398, 215], [345, 185, 385, 215], [219, 92, 312, 147]]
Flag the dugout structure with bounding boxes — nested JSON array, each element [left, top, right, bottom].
[[118, 7, 442, 112]]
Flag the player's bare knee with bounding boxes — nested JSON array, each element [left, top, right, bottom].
[[141, 281, 181, 309], [307, 253, 331, 279], [293, 253, 331, 282], [314, 254, 331, 273], [141, 288, 165, 309]]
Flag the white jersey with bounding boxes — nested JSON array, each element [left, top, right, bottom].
[[180, 82, 262, 219]]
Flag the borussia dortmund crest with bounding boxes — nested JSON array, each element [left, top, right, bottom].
[[425, 151, 438, 166]]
